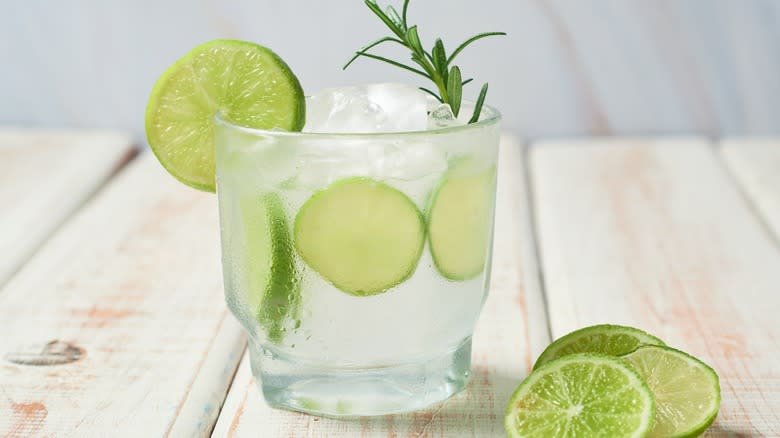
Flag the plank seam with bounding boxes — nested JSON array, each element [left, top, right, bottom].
[[209, 348, 248, 438], [713, 142, 780, 250], [521, 144, 554, 345], [164, 311, 241, 438]]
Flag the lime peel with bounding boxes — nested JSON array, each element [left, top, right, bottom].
[[534, 324, 665, 370]]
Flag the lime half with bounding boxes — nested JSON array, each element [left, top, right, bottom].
[[622, 345, 720, 438], [534, 324, 665, 369], [146, 39, 305, 192], [505, 353, 655, 438]]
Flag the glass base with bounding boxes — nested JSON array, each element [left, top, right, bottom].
[[249, 338, 472, 417]]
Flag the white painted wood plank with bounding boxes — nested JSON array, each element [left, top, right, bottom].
[[212, 136, 549, 437], [0, 128, 135, 285], [531, 138, 780, 436], [0, 152, 245, 438], [720, 138, 780, 242]]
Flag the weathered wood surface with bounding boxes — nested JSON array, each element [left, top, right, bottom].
[[211, 137, 549, 437], [0, 129, 135, 286], [530, 138, 780, 437], [720, 139, 780, 242], [0, 152, 245, 438], [4, 135, 780, 436]]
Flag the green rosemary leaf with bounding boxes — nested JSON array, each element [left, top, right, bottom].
[[385, 5, 405, 31], [469, 83, 489, 123], [432, 39, 447, 74], [447, 66, 462, 117], [462, 78, 474, 86], [353, 51, 430, 78], [344, 36, 406, 70], [402, 0, 411, 27], [405, 26, 424, 55], [364, 0, 405, 38], [447, 31, 506, 65], [419, 87, 443, 102]]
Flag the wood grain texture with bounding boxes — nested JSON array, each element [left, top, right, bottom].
[[530, 138, 780, 436], [0, 152, 245, 438], [0, 129, 135, 286], [2, 1, 780, 138], [211, 136, 549, 437], [720, 139, 780, 242]]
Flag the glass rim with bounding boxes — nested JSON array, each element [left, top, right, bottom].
[[214, 102, 501, 139]]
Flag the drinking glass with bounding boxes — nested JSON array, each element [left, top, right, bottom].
[[214, 105, 501, 416]]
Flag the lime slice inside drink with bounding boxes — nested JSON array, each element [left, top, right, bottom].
[[427, 161, 496, 280], [505, 353, 656, 438], [238, 192, 299, 343], [534, 324, 665, 369], [146, 39, 305, 192], [294, 177, 425, 296], [622, 345, 720, 438]]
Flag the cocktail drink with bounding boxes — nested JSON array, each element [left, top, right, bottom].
[[145, 0, 506, 418], [214, 85, 500, 415]]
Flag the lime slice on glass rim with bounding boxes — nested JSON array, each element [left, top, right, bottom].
[[145, 39, 305, 192], [534, 324, 665, 370], [622, 345, 720, 438], [505, 353, 656, 438]]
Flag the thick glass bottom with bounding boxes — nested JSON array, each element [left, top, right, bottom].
[[249, 337, 472, 417]]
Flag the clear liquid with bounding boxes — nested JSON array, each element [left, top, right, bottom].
[[215, 123, 500, 415]]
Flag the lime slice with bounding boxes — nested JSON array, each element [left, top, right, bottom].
[[427, 161, 496, 280], [294, 177, 424, 296], [505, 353, 655, 438], [534, 324, 665, 370], [622, 345, 720, 438], [239, 192, 299, 343], [146, 39, 305, 192]]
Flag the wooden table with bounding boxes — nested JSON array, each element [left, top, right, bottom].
[[0, 131, 778, 437]]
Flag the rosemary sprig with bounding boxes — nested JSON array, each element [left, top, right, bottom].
[[343, 0, 505, 123]]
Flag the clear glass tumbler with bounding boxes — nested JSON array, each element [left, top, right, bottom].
[[214, 105, 501, 416]]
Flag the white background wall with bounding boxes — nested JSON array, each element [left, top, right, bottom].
[[1, 0, 779, 141]]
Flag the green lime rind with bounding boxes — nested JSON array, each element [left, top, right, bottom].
[[240, 192, 299, 343], [294, 177, 425, 296], [505, 353, 656, 438], [146, 39, 305, 192], [427, 161, 496, 281], [256, 193, 300, 343], [622, 345, 720, 438], [534, 324, 665, 370]]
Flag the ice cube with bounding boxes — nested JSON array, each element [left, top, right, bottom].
[[303, 83, 429, 133], [363, 83, 429, 132], [382, 141, 448, 181], [426, 103, 465, 130]]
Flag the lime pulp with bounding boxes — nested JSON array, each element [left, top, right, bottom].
[[505, 353, 656, 438], [145, 39, 305, 192]]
